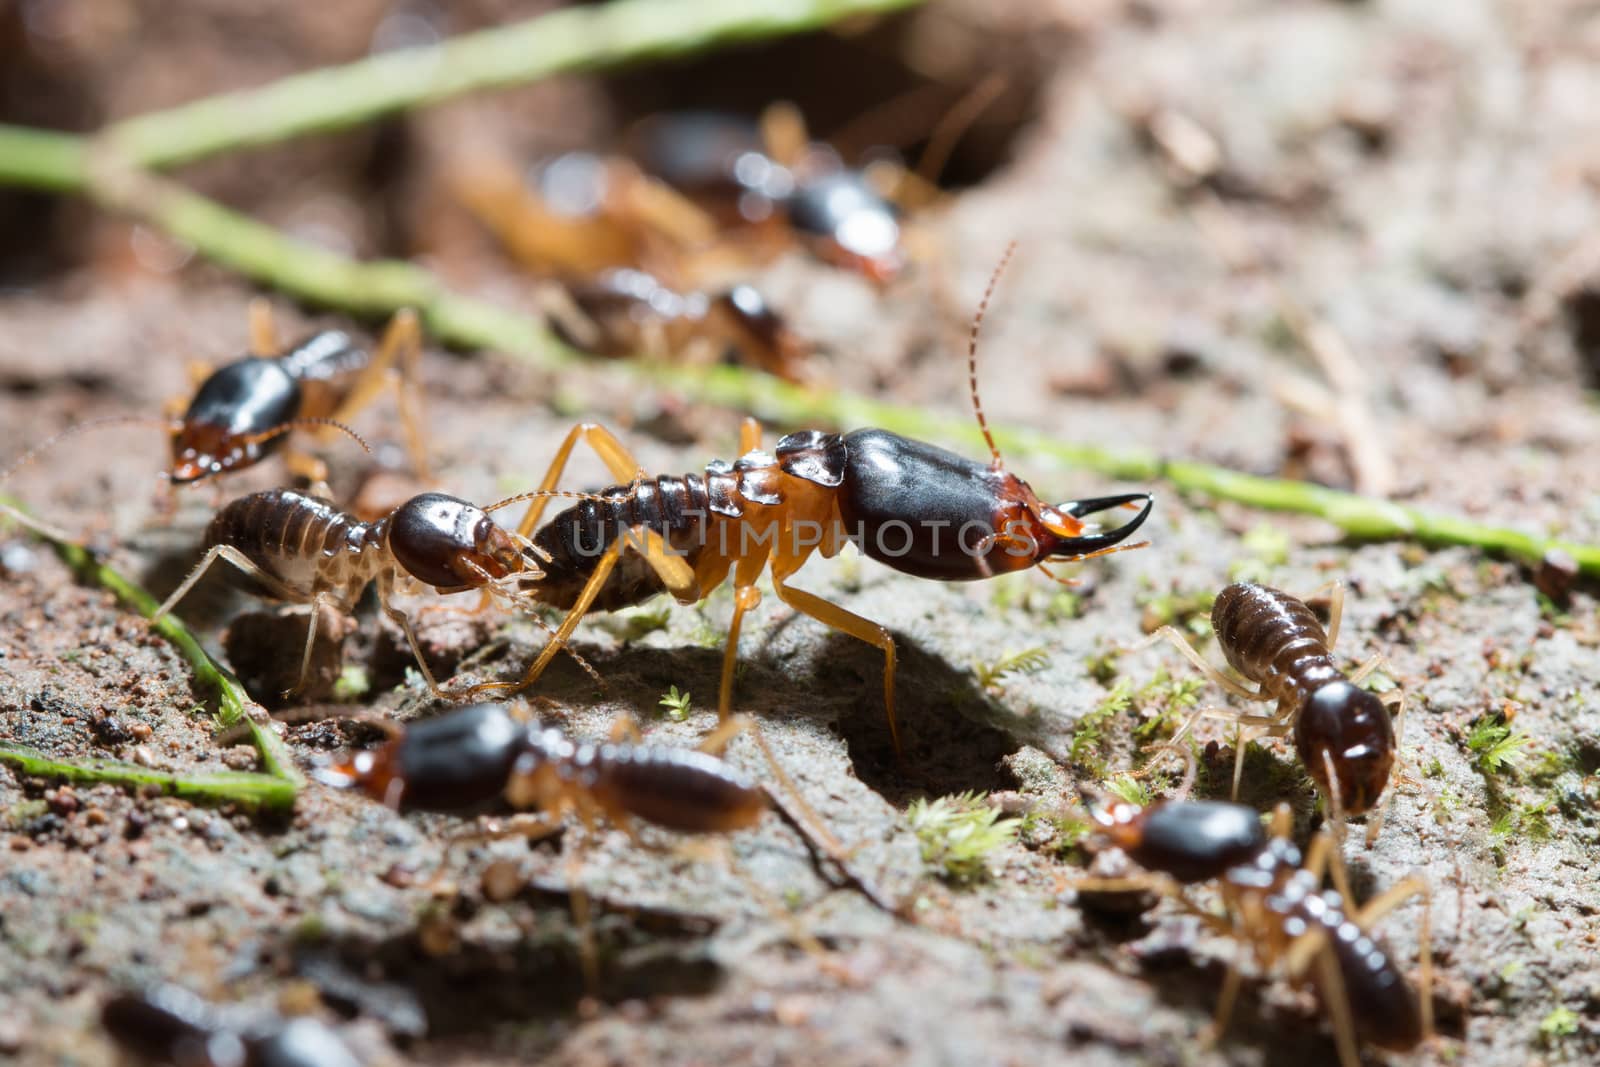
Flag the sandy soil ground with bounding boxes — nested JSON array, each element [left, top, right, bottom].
[[2, 1, 1599, 1065]]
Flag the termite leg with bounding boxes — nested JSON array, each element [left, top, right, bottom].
[[770, 574, 899, 754], [459, 530, 694, 700], [1205, 912, 1248, 1047], [514, 422, 649, 538], [155, 546, 303, 622], [717, 585, 763, 723], [1365, 687, 1408, 845], [281, 450, 332, 498], [738, 417, 762, 454], [1230, 720, 1292, 801], [1346, 650, 1387, 686], [327, 309, 431, 480], [607, 712, 644, 745], [376, 573, 444, 697], [287, 592, 334, 698], [1319, 749, 1356, 903], [1311, 939, 1362, 1067], [1298, 579, 1345, 650], [247, 298, 279, 357], [1131, 625, 1264, 702], [697, 713, 755, 756]]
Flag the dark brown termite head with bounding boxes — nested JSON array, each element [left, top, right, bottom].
[[784, 170, 903, 283], [314, 703, 528, 812], [1089, 799, 1267, 885], [387, 493, 536, 592], [707, 285, 808, 377], [835, 429, 1153, 581], [1295, 680, 1396, 815], [169, 358, 303, 483]]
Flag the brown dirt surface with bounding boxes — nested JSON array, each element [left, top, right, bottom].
[[3, 2, 1600, 1066]]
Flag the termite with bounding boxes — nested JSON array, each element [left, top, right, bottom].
[[449, 244, 1154, 753], [0, 301, 429, 505], [545, 267, 808, 381], [1137, 581, 1405, 843], [152, 487, 602, 698], [314, 702, 805, 990], [102, 985, 359, 1067], [313, 701, 767, 836], [1081, 797, 1433, 1067]]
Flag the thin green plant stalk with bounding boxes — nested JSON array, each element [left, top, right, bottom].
[[1, 502, 303, 796], [0, 743, 295, 815], [0, 0, 924, 189]]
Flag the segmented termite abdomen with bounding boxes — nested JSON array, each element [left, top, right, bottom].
[[1210, 583, 1339, 699], [202, 489, 358, 597], [588, 745, 766, 833], [1124, 801, 1268, 884], [529, 474, 714, 612], [1304, 894, 1424, 1050]]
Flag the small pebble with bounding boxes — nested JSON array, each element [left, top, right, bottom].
[[0, 1011, 27, 1054], [47, 788, 79, 816], [1534, 549, 1579, 603], [480, 858, 525, 902]]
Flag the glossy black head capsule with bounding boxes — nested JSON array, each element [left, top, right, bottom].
[[316, 703, 529, 811], [385, 493, 532, 592], [833, 428, 1152, 581], [1095, 800, 1268, 884], [170, 358, 302, 483], [1295, 680, 1395, 815], [783, 170, 902, 281]]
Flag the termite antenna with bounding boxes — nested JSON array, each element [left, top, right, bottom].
[[0, 415, 180, 488], [235, 417, 373, 455], [969, 240, 1017, 469], [499, 591, 606, 688], [482, 478, 650, 516], [914, 74, 1008, 190]]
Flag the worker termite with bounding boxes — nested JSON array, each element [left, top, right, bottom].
[[1136, 581, 1406, 846], [448, 244, 1154, 753], [312, 701, 767, 836], [102, 984, 360, 1067], [315, 701, 773, 987], [545, 267, 809, 381], [1080, 798, 1433, 1067], [1, 301, 429, 504], [152, 486, 604, 699]]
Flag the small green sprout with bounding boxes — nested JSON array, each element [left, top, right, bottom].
[[1083, 647, 1120, 685], [658, 685, 692, 721], [975, 647, 1050, 691], [907, 791, 1020, 885], [331, 664, 370, 702], [1046, 590, 1082, 621], [1538, 1006, 1579, 1045], [1228, 523, 1292, 583], [1103, 773, 1159, 807], [1467, 717, 1534, 776], [1068, 679, 1133, 772], [1133, 666, 1205, 740]]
